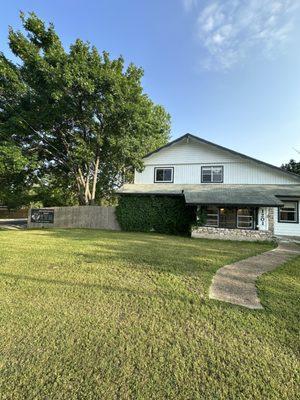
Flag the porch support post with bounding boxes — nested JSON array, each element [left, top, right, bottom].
[[258, 207, 272, 231]]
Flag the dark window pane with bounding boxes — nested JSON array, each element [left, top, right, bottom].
[[164, 169, 172, 181], [202, 168, 212, 182], [202, 175, 211, 182], [238, 220, 252, 228], [155, 168, 172, 182], [202, 166, 223, 183], [280, 211, 296, 221], [279, 201, 297, 222], [156, 169, 164, 181], [205, 206, 219, 227], [212, 167, 223, 182], [237, 208, 250, 215]]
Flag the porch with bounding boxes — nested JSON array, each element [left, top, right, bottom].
[[202, 206, 257, 230], [192, 205, 274, 241]]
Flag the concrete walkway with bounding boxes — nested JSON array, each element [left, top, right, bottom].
[[209, 242, 300, 309]]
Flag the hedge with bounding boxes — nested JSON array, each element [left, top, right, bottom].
[[116, 195, 196, 236]]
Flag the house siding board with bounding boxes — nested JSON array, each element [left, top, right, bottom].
[[128, 135, 300, 237], [136, 162, 296, 185], [144, 140, 239, 165], [273, 199, 300, 236], [135, 140, 297, 185]]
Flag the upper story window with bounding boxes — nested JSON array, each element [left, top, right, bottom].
[[154, 167, 174, 183], [278, 201, 298, 223], [201, 166, 223, 183]]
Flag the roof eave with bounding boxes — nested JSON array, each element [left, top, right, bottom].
[[143, 133, 300, 182]]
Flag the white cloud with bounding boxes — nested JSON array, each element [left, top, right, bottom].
[[183, 0, 300, 70], [182, 0, 198, 12]]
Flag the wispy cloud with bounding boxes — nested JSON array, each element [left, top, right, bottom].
[[182, 0, 198, 12], [183, 0, 300, 70]]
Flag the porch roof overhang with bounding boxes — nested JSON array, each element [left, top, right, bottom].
[[117, 184, 300, 206], [184, 189, 283, 207]]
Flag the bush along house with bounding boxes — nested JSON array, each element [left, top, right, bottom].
[[117, 134, 300, 240]]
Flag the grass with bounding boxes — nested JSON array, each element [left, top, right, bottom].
[[0, 229, 299, 399]]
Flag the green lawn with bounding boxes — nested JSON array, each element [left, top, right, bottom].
[[0, 229, 299, 400]]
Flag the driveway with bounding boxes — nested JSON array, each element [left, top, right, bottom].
[[0, 219, 27, 229]]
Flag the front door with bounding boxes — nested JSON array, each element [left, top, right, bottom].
[[219, 208, 236, 228]]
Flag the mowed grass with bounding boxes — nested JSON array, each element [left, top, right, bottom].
[[0, 229, 299, 400]]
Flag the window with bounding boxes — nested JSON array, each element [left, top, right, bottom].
[[205, 207, 219, 227], [201, 166, 223, 183], [237, 208, 253, 229], [154, 167, 173, 183], [278, 201, 298, 223]]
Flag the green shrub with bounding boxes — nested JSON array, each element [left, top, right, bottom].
[[116, 195, 196, 236], [195, 206, 207, 227]]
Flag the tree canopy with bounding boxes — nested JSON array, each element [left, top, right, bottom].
[[281, 159, 300, 176], [0, 12, 170, 206]]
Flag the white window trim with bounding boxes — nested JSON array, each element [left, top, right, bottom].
[[278, 200, 299, 224], [154, 167, 174, 183], [201, 166, 224, 184]]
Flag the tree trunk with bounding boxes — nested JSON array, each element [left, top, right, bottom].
[[84, 173, 90, 205], [76, 177, 86, 205], [90, 156, 100, 205], [76, 162, 100, 206]]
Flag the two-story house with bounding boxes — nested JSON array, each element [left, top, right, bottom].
[[118, 133, 300, 240]]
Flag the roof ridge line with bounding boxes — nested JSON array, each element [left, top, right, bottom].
[[143, 133, 300, 182]]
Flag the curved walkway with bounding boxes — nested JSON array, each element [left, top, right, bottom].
[[209, 242, 300, 309]]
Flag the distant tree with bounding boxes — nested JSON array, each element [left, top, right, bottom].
[[0, 12, 170, 205], [0, 143, 37, 209], [32, 175, 78, 207], [281, 159, 300, 176]]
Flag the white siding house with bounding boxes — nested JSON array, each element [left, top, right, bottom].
[[119, 134, 300, 239], [273, 202, 300, 237], [135, 138, 297, 185]]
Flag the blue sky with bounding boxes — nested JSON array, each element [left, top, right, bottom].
[[1, 0, 300, 165]]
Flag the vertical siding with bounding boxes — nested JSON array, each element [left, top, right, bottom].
[[135, 163, 297, 184], [273, 200, 300, 236], [134, 139, 298, 185]]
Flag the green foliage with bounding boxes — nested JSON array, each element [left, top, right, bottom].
[[31, 175, 78, 207], [0, 142, 37, 209], [195, 206, 207, 227], [0, 12, 171, 206], [281, 159, 300, 175], [116, 195, 196, 235]]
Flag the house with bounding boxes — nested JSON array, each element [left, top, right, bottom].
[[118, 133, 300, 240]]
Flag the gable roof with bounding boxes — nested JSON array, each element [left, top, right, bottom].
[[144, 133, 300, 182]]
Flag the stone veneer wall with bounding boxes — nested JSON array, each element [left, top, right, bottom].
[[267, 207, 274, 234], [191, 227, 274, 241]]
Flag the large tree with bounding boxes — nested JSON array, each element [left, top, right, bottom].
[[0, 12, 170, 205], [281, 159, 300, 176], [0, 142, 36, 209]]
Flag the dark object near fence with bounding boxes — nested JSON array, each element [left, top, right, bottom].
[[31, 209, 54, 224]]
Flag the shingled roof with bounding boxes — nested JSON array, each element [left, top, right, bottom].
[[118, 184, 300, 207]]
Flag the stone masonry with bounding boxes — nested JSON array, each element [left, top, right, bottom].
[[267, 207, 274, 234], [192, 226, 274, 241]]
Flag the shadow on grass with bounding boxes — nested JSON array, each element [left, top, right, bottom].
[[0, 271, 198, 305], [3, 229, 275, 311], [26, 228, 273, 276]]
